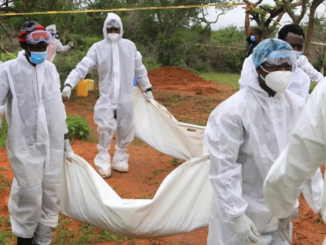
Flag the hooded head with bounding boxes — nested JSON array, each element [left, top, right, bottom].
[[103, 13, 123, 40], [46, 24, 57, 36], [253, 39, 296, 97], [240, 39, 295, 97]]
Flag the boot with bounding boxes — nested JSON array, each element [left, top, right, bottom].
[[112, 150, 129, 173], [17, 237, 33, 245]]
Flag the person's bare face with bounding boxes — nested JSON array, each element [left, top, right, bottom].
[[284, 32, 304, 51]]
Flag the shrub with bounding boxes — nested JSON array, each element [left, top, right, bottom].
[[66, 114, 90, 141], [0, 118, 8, 148]]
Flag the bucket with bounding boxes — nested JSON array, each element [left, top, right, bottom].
[[77, 79, 88, 97], [87, 79, 95, 91]]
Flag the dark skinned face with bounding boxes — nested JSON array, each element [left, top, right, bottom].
[[256, 61, 293, 97], [106, 27, 120, 34], [251, 31, 261, 43], [24, 43, 48, 66], [284, 32, 304, 51]]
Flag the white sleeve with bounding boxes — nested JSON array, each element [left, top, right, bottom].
[[301, 168, 323, 213], [264, 79, 326, 219], [134, 44, 152, 91], [56, 39, 70, 53], [64, 45, 97, 88], [204, 107, 248, 222], [297, 55, 324, 84], [0, 67, 9, 126]]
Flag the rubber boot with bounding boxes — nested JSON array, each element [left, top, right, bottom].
[[17, 237, 33, 245]]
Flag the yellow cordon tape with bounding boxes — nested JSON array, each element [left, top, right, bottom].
[[0, 3, 246, 16], [250, 5, 282, 26], [311, 42, 326, 47], [0, 43, 16, 58], [195, 43, 245, 50]]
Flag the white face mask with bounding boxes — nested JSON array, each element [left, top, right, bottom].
[[294, 51, 302, 59], [107, 33, 119, 42], [260, 67, 293, 94]]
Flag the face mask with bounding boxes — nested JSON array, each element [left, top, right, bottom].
[[107, 33, 119, 42], [250, 35, 256, 42], [260, 69, 292, 94], [30, 51, 47, 64], [294, 51, 302, 59]]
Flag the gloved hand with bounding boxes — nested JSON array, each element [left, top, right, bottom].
[[278, 209, 298, 244], [68, 42, 73, 48], [234, 214, 259, 243], [64, 139, 74, 160], [146, 91, 154, 102], [62, 86, 72, 98]]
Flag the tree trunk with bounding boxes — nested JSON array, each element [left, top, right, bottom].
[[304, 0, 324, 58]]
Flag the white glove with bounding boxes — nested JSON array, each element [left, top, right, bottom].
[[64, 139, 74, 160], [62, 86, 72, 98], [234, 214, 259, 243], [68, 42, 73, 48], [278, 209, 298, 244], [146, 91, 154, 102]]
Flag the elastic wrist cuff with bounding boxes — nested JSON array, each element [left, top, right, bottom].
[[65, 84, 72, 88], [146, 87, 152, 92]]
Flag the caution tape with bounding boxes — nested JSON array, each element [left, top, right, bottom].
[[195, 43, 245, 50], [311, 42, 326, 47], [0, 3, 246, 16], [250, 5, 282, 26], [0, 43, 16, 58]]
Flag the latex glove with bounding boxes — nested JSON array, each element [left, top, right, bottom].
[[62, 86, 72, 98], [68, 42, 73, 48], [146, 91, 154, 102], [234, 214, 259, 243], [64, 139, 74, 160], [278, 209, 298, 244]]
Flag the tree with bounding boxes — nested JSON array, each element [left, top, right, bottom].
[[243, 0, 309, 38], [304, 0, 325, 58], [311, 5, 326, 75]]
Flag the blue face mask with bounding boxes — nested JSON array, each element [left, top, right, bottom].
[[30, 51, 47, 64], [250, 35, 256, 42], [294, 51, 302, 59], [55, 34, 59, 38]]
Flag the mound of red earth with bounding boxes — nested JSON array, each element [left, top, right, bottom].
[[148, 66, 230, 95]]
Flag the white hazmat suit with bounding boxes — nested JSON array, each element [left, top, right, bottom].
[[45, 24, 73, 62], [64, 13, 152, 177], [0, 50, 67, 241], [263, 77, 326, 244], [205, 53, 323, 244]]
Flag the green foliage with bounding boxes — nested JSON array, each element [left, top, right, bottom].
[[66, 114, 90, 141], [0, 118, 8, 148]]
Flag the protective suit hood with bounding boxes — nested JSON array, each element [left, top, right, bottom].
[[103, 13, 123, 40], [46, 24, 56, 33], [238, 55, 271, 97]]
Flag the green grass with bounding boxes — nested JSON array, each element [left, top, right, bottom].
[[200, 72, 240, 88]]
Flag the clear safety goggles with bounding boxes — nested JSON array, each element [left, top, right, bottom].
[[107, 20, 120, 28], [25, 30, 53, 44], [263, 50, 297, 66]]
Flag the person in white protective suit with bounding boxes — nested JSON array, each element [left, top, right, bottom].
[[263, 76, 326, 244], [276, 24, 324, 84], [204, 38, 323, 245], [45, 24, 73, 62], [0, 21, 73, 245], [61, 13, 153, 178]]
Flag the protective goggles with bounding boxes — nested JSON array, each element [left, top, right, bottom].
[[263, 50, 297, 66], [107, 20, 120, 28], [25, 30, 53, 44]]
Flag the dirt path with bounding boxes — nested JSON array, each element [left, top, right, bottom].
[[0, 67, 325, 244]]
